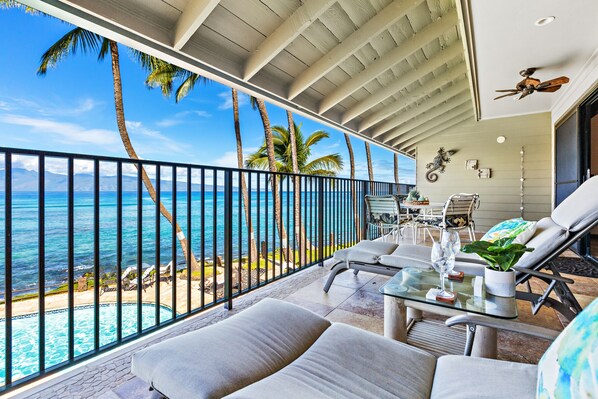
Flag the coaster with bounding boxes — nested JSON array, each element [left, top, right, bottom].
[[448, 271, 464, 281], [435, 291, 457, 304]]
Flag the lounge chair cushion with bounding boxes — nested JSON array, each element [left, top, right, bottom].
[[551, 175, 598, 232], [131, 298, 331, 399], [334, 240, 398, 264], [226, 323, 437, 399], [516, 217, 569, 269], [383, 245, 486, 276], [430, 355, 537, 399]]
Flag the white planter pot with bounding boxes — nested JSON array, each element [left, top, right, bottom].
[[484, 268, 516, 297]]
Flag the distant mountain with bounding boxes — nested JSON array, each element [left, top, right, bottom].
[[0, 168, 226, 192]]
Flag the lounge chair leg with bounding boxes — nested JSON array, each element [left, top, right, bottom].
[[353, 269, 359, 275], [323, 261, 349, 293]]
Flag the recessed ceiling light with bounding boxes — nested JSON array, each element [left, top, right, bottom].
[[535, 16, 555, 26]]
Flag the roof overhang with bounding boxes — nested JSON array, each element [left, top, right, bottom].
[[20, 0, 480, 158]]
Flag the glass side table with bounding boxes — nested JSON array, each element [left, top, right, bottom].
[[380, 268, 518, 358]]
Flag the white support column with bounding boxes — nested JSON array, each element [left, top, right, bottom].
[[384, 295, 408, 342], [243, 0, 336, 80], [288, 0, 425, 100]]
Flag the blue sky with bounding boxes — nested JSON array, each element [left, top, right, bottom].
[[0, 7, 415, 183]]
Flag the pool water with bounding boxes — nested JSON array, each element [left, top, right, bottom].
[[0, 303, 172, 384]]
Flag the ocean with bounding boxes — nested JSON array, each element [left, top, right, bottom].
[[0, 189, 355, 294]]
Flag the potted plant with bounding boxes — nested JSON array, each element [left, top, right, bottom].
[[406, 188, 420, 202], [462, 237, 534, 297]]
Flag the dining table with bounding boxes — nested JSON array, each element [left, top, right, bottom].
[[401, 202, 445, 243]]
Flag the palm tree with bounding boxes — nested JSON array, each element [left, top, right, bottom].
[[137, 57, 258, 263], [245, 123, 343, 176], [344, 134, 360, 240], [286, 111, 307, 264], [365, 142, 374, 192], [249, 97, 289, 263], [37, 27, 199, 271]]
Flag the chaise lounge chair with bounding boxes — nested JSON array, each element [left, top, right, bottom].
[[324, 176, 598, 321], [131, 297, 598, 399]]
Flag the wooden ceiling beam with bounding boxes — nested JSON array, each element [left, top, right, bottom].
[[402, 111, 474, 152], [173, 0, 221, 50], [371, 79, 469, 138], [359, 64, 465, 131], [342, 43, 462, 123], [243, 0, 336, 81], [389, 101, 472, 146], [318, 9, 458, 113], [287, 0, 425, 100]]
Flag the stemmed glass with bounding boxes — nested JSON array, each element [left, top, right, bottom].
[[430, 230, 461, 299]]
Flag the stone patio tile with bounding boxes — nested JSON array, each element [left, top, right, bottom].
[[285, 278, 356, 308], [325, 309, 384, 335], [337, 289, 384, 319], [360, 275, 391, 293], [318, 270, 377, 290]]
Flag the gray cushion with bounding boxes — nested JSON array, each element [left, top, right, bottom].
[[552, 175, 598, 232], [226, 323, 437, 399], [131, 298, 331, 399], [430, 355, 537, 399], [383, 245, 486, 275], [516, 217, 569, 269], [334, 240, 398, 264]]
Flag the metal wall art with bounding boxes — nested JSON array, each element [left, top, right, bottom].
[[426, 147, 457, 182]]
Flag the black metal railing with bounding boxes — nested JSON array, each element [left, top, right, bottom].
[[0, 146, 413, 391]]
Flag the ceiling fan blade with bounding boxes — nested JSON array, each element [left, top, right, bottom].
[[495, 89, 520, 92], [525, 77, 541, 86], [537, 85, 562, 93], [538, 76, 570, 88], [494, 92, 519, 100], [518, 90, 531, 100]]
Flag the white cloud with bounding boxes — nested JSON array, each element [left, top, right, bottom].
[[212, 146, 258, 168], [4, 96, 101, 117], [155, 110, 211, 128], [217, 91, 248, 110], [125, 120, 185, 155], [0, 114, 119, 146]]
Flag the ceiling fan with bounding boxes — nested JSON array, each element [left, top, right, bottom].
[[494, 68, 570, 100]]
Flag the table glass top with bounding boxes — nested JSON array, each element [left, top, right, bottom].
[[379, 268, 518, 319]]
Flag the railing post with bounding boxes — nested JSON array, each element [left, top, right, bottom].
[[224, 170, 234, 310], [361, 180, 368, 240], [318, 177, 324, 265]]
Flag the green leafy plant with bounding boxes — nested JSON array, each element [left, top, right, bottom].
[[407, 188, 420, 200], [462, 237, 534, 272]]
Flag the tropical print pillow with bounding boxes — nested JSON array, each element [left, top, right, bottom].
[[481, 218, 537, 244], [537, 298, 598, 398]]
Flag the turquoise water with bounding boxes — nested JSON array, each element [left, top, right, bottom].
[[0, 303, 172, 384], [0, 190, 336, 293]]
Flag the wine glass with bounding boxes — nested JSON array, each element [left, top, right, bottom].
[[430, 230, 460, 298]]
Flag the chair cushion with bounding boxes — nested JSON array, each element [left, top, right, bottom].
[[431, 355, 537, 399], [516, 217, 569, 269], [131, 299, 331, 399], [552, 175, 598, 232], [536, 298, 598, 399], [333, 240, 398, 264], [226, 323, 437, 399], [481, 218, 537, 245]]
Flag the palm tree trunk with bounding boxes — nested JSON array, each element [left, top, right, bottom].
[[344, 134, 360, 241], [287, 111, 309, 265], [255, 98, 288, 263], [365, 142, 374, 193], [109, 41, 199, 272], [232, 88, 258, 263]]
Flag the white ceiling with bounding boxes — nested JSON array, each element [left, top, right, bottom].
[[470, 0, 598, 120]]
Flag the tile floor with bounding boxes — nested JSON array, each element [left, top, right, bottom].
[[105, 254, 597, 399]]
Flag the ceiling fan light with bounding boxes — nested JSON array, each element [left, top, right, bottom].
[[535, 16, 555, 26]]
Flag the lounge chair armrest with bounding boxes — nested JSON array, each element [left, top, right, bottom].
[[513, 266, 574, 284], [445, 314, 560, 341]]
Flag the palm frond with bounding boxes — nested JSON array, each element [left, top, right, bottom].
[[38, 27, 104, 75]]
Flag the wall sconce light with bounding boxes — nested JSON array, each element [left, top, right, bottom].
[[497, 136, 506, 144]]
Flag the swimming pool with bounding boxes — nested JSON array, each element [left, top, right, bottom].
[[0, 303, 172, 384]]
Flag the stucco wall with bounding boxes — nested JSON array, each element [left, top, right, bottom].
[[415, 112, 552, 232]]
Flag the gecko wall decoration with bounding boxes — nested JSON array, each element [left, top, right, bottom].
[[426, 147, 457, 182]]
